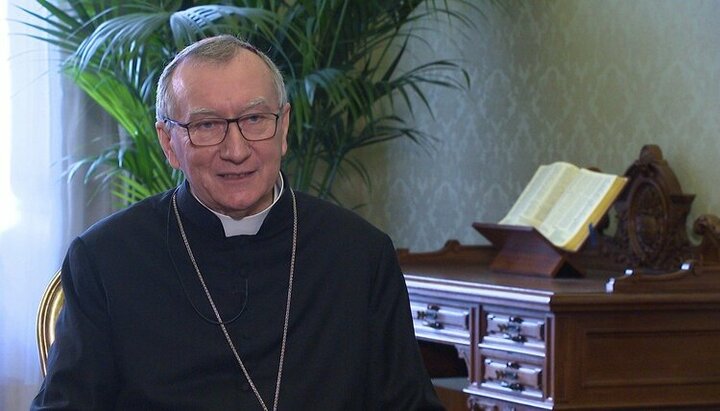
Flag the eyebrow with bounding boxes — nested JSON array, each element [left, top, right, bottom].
[[186, 98, 270, 119]]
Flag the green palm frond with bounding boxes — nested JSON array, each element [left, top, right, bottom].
[[22, 0, 484, 206]]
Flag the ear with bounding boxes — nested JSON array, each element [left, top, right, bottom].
[[279, 103, 291, 156], [156, 120, 181, 169]]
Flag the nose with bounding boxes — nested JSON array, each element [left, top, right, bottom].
[[219, 120, 252, 162]]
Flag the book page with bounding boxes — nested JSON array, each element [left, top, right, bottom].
[[537, 169, 626, 250], [500, 162, 579, 227]]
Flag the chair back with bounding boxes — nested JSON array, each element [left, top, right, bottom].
[[37, 270, 63, 377]]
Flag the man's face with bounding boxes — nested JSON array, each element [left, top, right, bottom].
[[156, 51, 289, 218]]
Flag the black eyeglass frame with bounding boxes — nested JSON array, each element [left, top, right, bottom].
[[163, 111, 281, 146]]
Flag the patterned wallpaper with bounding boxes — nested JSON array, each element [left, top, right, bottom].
[[337, 0, 720, 252]]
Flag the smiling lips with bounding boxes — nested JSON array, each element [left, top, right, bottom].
[[219, 170, 254, 179]]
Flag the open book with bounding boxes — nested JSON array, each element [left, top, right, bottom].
[[499, 162, 628, 252]]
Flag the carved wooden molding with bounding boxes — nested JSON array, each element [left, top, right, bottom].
[[397, 240, 495, 266], [693, 214, 720, 265], [598, 145, 720, 272], [467, 395, 498, 411]]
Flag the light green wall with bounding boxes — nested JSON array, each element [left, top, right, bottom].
[[340, 0, 720, 252]]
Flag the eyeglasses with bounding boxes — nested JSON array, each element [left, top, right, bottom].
[[164, 112, 281, 146]]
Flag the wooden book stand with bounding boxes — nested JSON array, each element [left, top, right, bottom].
[[472, 223, 584, 277]]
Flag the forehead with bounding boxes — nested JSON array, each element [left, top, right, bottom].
[[170, 51, 277, 115]]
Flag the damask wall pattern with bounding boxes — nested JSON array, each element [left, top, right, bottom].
[[338, 0, 720, 252]]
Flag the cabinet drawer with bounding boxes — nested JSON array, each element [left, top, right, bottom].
[[411, 301, 470, 345], [482, 312, 546, 353], [476, 351, 545, 401], [483, 359, 542, 391]]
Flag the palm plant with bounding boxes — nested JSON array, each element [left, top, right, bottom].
[[22, 0, 476, 206]]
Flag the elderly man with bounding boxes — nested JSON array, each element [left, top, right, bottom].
[[32, 35, 442, 410]]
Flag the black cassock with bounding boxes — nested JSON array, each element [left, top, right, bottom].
[[32, 181, 442, 410]]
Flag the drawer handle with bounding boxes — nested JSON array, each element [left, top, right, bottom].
[[423, 321, 443, 329], [498, 323, 521, 333], [417, 309, 437, 321], [503, 333, 527, 343], [487, 314, 523, 323], [495, 362, 520, 381], [500, 381, 524, 391], [418, 304, 443, 329], [495, 370, 518, 381]]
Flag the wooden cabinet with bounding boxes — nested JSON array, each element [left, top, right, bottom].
[[403, 251, 720, 410]]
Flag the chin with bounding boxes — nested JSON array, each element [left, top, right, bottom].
[[220, 197, 264, 215]]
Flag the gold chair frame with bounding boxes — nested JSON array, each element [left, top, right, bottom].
[[37, 270, 63, 377]]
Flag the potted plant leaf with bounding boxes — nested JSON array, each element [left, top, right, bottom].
[[22, 0, 477, 206]]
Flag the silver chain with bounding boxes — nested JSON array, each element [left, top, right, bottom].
[[171, 188, 297, 411]]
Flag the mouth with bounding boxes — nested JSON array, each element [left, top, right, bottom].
[[218, 171, 254, 180]]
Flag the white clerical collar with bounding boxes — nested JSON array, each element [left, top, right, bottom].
[[191, 173, 284, 237]]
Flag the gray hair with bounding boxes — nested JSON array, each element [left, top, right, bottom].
[[155, 35, 287, 120]]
